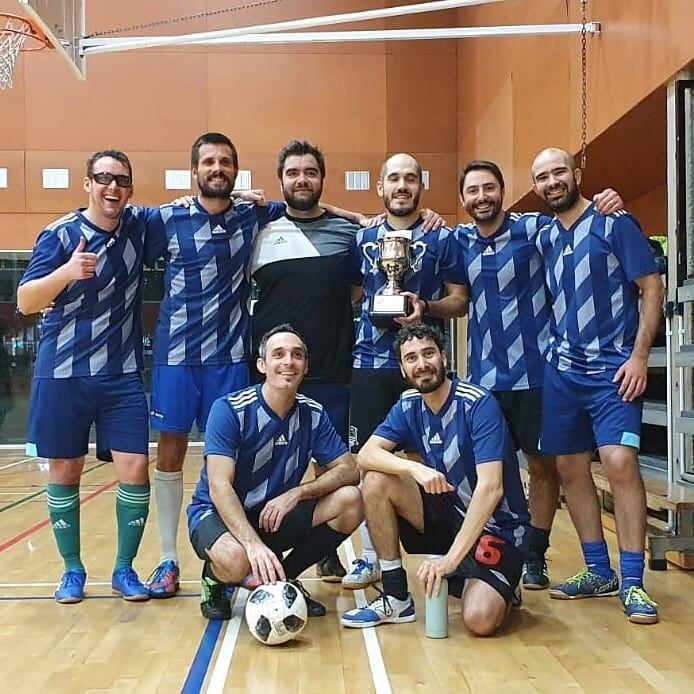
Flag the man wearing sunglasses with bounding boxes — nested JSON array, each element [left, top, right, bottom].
[[18, 150, 165, 604]]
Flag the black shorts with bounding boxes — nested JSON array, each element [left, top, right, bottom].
[[189, 499, 318, 561], [397, 489, 524, 604], [493, 388, 544, 455], [349, 367, 408, 452]]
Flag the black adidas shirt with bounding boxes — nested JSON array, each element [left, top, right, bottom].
[[250, 211, 359, 384]]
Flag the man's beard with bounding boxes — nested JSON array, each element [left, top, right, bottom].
[[197, 173, 234, 199], [284, 184, 322, 211], [405, 363, 446, 394], [385, 191, 420, 217], [469, 198, 503, 224], [542, 179, 580, 213]]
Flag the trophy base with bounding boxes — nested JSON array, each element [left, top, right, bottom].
[[370, 294, 409, 328]]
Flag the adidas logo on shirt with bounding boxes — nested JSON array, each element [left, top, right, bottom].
[[128, 517, 146, 527], [275, 434, 288, 445], [562, 245, 573, 256], [483, 246, 495, 256], [211, 224, 226, 235], [272, 235, 287, 245], [52, 519, 70, 530], [429, 432, 443, 445]]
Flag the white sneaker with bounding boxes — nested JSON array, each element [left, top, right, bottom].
[[341, 590, 416, 628], [341, 558, 381, 590]]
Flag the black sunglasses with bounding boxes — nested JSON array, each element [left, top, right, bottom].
[[91, 172, 132, 187]]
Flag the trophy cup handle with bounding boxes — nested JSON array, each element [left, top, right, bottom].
[[362, 242, 380, 273], [410, 241, 427, 272]]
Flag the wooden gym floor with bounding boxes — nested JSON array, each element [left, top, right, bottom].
[[1, 449, 693, 693]]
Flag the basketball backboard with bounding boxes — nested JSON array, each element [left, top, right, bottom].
[[17, 0, 84, 79]]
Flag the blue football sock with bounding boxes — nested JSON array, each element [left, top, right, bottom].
[[581, 540, 612, 577], [619, 550, 644, 591]]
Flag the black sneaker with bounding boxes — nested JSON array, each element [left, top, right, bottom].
[[522, 553, 550, 590], [316, 552, 347, 583], [200, 574, 232, 620], [290, 578, 327, 617]]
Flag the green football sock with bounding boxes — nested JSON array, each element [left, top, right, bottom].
[[115, 483, 150, 570], [46, 483, 83, 572]]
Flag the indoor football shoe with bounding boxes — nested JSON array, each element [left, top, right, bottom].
[[341, 558, 380, 590], [200, 574, 231, 620], [341, 589, 415, 628], [55, 569, 87, 604], [147, 560, 180, 599], [621, 586, 659, 624], [316, 552, 347, 583], [111, 567, 150, 601], [549, 568, 619, 599], [522, 553, 550, 590]]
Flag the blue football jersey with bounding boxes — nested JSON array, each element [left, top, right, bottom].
[[374, 377, 529, 547], [20, 206, 164, 379], [536, 206, 659, 374], [351, 223, 466, 370], [151, 199, 285, 366], [457, 212, 551, 391], [187, 385, 348, 531]]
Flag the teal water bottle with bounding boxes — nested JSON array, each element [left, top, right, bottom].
[[425, 576, 449, 639]]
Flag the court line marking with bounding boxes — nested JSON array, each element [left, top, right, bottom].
[[0, 457, 38, 472], [181, 619, 225, 694], [0, 461, 108, 516], [206, 588, 248, 694], [0, 476, 118, 554], [344, 538, 393, 694]]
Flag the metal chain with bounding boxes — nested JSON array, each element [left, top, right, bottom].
[[86, 0, 288, 38], [580, 0, 588, 169]]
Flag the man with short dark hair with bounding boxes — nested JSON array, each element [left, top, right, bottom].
[[340, 324, 529, 634], [147, 132, 287, 598], [18, 150, 164, 603], [456, 159, 622, 590], [532, 147, 664, 624], [187, 324, 362, 619]]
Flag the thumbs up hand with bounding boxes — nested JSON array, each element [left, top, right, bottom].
[[65, 237, 98, 280]]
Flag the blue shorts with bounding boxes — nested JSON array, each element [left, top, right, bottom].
[[298, 382, 350, 445], [540, 364, 643, 455], [27, 374, 149, 461], [150, 363, 250, 434]]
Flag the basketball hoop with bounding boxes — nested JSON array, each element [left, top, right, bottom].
[[0, 13, 50, 90]]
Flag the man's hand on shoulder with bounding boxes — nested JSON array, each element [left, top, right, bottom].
[[170, 195, 195, 208], [419, 208, 444, 233], [233, 189, 268, 206], [593, 188, 624, 215]]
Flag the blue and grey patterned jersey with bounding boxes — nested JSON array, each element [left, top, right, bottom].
[[375, 376, 529, 547], [20, 205, 163, 379], [187, 384, 348, 530], [351, 222, 466, 370], [152, 198, 285, 366], [535, 205, 659, 374], [457, 212, 551, 391]]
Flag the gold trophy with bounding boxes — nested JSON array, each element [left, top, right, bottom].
[[362, 235, 427, 326]]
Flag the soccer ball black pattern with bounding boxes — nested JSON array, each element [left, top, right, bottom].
[[245, 581, 308, 646]]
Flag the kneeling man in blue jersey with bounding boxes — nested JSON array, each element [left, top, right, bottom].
[[341, 325, 529, 635], [532, 148, 664, 624], [187, 324, 362, 619], [18, 150, 161, 603]]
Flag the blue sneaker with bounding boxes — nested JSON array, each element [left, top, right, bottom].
[[112, 567, 150, 601], [621, 586, 659, 624], [549, 568, 619, 599], [341, 558, 380, 590], [147, 560, 180, 599], [55, 569, 86, 604], [341, 589, 416, 628]]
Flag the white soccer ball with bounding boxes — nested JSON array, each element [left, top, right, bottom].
[[244, 581, 308, 646]]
